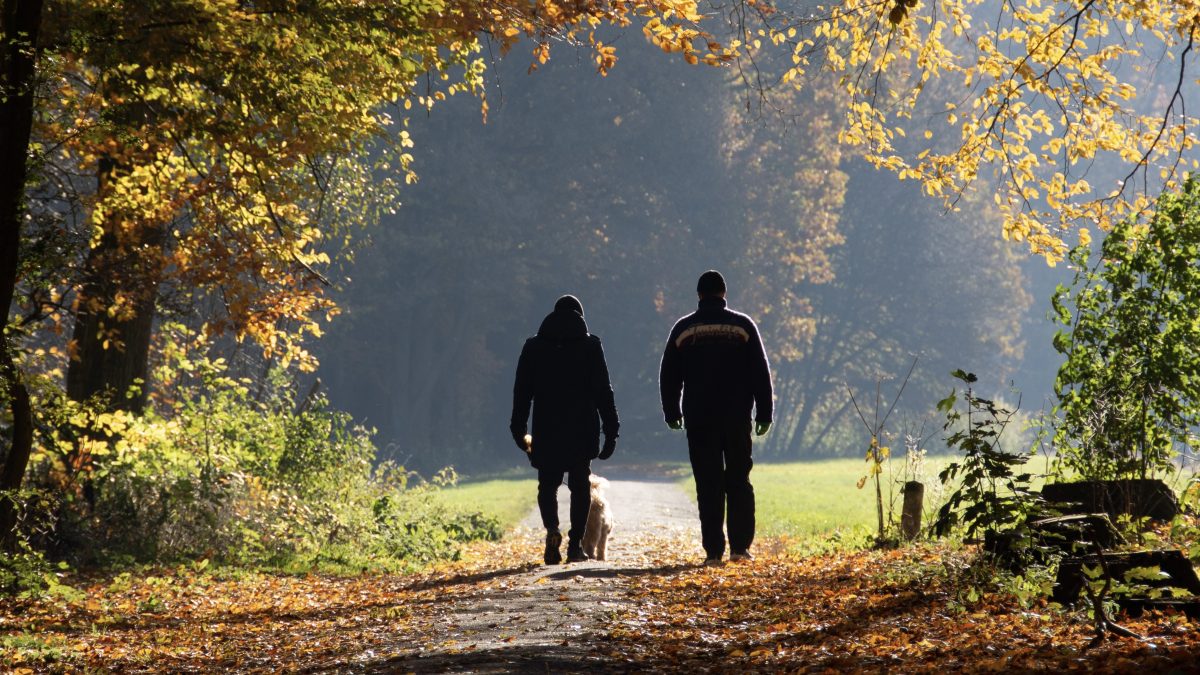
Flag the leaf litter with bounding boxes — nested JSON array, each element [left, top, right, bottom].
[[3, 530, 1198, 672]]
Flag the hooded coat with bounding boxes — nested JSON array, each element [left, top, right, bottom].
[[510, 308, 619, 469]]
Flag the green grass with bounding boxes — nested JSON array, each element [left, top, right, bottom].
[[433, 455, 1038, 545], [436, 458, 960, 539], [431, 476, 538, 531], [680, 456, 957, 541], [0, 633, 73, 665], [753, 458, 880, 538]]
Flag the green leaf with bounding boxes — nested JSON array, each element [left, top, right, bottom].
[[936, 391, 957, 413], [950, 369, 977, 383]]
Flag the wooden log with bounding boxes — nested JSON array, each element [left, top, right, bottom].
[[981, 515, 1120, 572], [1052, 549, 1200, 606], [900, 481, 924, 541], [1041, 479, 1179, 521], [1029, 513, 1122, 553], [1118, 598, 1200, 620]]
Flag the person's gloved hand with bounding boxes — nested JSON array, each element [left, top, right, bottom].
[[599, 435, 617, 460], [755, 421, 771, 436], [667, 419, 683, 431], [512, 430, 529, 452]]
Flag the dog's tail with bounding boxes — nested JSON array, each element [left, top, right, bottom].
[[589, 475, 609, 490]]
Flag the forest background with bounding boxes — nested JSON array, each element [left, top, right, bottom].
[[317, 34, 1060, 474]]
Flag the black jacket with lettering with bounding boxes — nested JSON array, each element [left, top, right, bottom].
[[510, 308, 619, 469], [659, 296, 773, 425]]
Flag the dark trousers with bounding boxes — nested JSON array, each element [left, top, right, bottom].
[[537, 463, 591, 545], [686, 417, 754, 558]]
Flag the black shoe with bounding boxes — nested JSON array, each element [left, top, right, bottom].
[[566, 541, 589, 563], [730, 550, 754, 562], [544, 531, 563, 565], [703, 555, 724, 567]]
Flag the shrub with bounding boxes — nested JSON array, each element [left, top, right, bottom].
[[0, 489, 78, 600], [1051, 177, 1200, 480], [15, 324, 501, 576], [934, 370, 1039, 540]]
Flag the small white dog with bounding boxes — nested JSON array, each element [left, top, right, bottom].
[[581, 475, 613, 561]]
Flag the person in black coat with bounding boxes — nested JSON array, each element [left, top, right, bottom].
[[511, 295, 619, 564], [660, 271, 773, 564]]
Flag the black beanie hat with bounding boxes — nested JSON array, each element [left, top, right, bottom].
[[554, 294, 584, 317], [697, 270, 726, 296]]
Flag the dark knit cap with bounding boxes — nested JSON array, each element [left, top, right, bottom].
[[697, 270, 726, 296], [554, 294, 584, 317]]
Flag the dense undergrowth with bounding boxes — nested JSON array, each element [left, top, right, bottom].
[[1, 326, 501, 598]]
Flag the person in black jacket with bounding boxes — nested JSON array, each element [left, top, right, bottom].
[[659, 271, 773, 565], [511, 295, 619, 564]]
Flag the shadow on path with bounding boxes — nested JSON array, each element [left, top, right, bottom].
[[540, 562, 693, 581], [403, 562, 540, 593], [367, 642, 624, 674]]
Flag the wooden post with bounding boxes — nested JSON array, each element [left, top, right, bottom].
[[901, 481, 924, 540]]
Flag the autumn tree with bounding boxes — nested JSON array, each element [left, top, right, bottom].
[[1, 0, 720, 544], [0, 0, 44, 545], [50, 0, 500, 412], [666, 0, 1197, 453], [711, 0, 1200, 262]]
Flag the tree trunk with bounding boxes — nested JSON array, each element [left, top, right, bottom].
[[65, 157, 162, 414], [63, 156, 163, 505], [0, 344, 33, 548], [0, 0, 45, 548], [65, 246, 160, 413]]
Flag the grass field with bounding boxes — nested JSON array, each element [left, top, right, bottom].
[[746, 457, 955, 542], [433, 457, 962, 541], [429, 454, 1189, 557], [432, 475, 538, 530]]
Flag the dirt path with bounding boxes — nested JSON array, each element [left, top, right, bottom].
[[376, 469, 699, 673], [516, 471, 698, 535], [11, 469, 1199, 673]]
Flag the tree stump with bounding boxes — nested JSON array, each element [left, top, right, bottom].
[[900, 481, 924, 540], [1041, 479, 1179, 522]]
